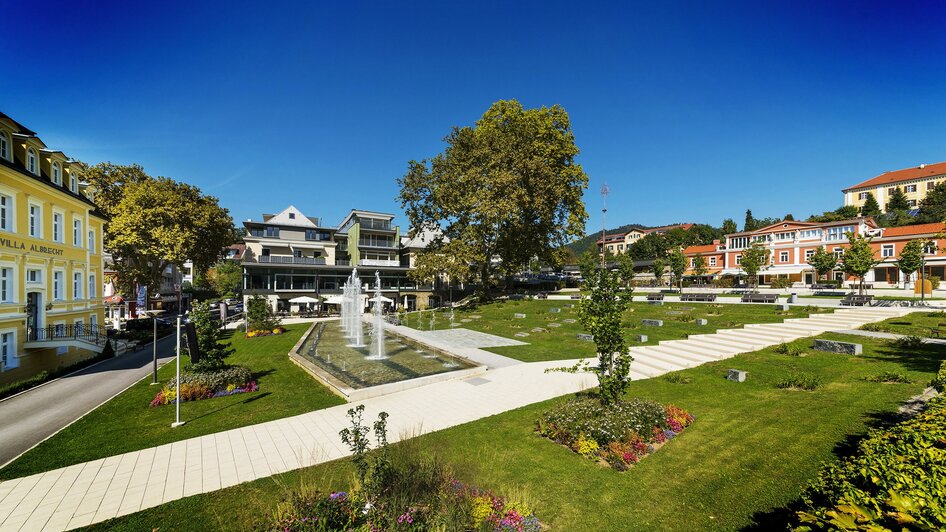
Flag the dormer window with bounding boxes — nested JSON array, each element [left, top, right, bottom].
[[52, 162, 62, 185], [288, 213, 296, 219], [69, 173, 78, 193], [27, 148, 38, 175], [0, 130, 8, 161]]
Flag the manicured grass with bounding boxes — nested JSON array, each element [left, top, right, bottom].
[[402, 300, 833, 362], [0, 325, 344, 480], [86, 333, 945, 531], [862, 310, 946, 337]]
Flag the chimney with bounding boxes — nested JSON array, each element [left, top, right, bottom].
[[920, 163, 926, 169], [712, 239, 720, 245]]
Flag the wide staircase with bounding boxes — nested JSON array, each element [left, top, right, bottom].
[[625, 307, 913, 380]]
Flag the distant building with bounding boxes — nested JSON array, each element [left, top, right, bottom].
[[596, 223, 695, 255], [843, 161, 946, 213]]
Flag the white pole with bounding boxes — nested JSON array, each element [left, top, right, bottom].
[[172, 315, 185, 427]]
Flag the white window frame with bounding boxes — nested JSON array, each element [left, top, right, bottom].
[[905, 184, 917, 193], [52, 211, 63, 243], [834, 247, 844, 259], [28, 202, 42, 238], [52, 161, 62, 185], [881, 244, 895, 258], [709, 256, 717, 266], [53, 270, 64, 300], [0, 193, 13, 232], [0, 267, 13, 303], [0, 130, 8, 161], [73, 218, 83, 247], [88, 273, 96, 299], [73, 271, 84, 300], [1, 330, 17, 371], [69, 173, 78, 193], [779, 251, 789, 262], [805, 249, 815, 260], [26, 268, 41, 284], [735, 254, 742, 265], [924, 241, 938, 255], [858, 192, 868, 200], [27, 148, 38, 175], [88, 229, 95, 253]]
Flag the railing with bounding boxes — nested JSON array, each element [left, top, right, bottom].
[[358, 239, 396, 248], [28, 323, 105, 344], [359, 259, 400, 267], [259, 256, 326, 265], [360, 220, 393, 231], [335, 259, 351, 266]]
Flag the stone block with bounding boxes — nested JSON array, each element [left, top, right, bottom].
[[648, 300, 664, 306], [548, 322, 562, 328], [695, 318, 708, 325], [563, 319, 577, 323], [514, 313, 526, 319], [577, 333, 594, 342], [642, 319, 664, 327], [635, 334, 648, 342], [549, 307, 561, 313], [665, 311, 683, 315], [813, 339, 862, 355], [727, 369, 747, 382], [530, 327, 547, 333], [514, 332, 530, 337], [776, 304, 790, 311], [564, 304, 575, 308]]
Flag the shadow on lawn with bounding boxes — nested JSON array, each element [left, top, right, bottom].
[[859, 343, 946, 374], [186, 392, 272, 423]]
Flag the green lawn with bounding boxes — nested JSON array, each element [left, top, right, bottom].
[[862, 310, 946, 337], [0, 324, 344, 480], [402, 299, 833, 362], [85, 333, 945, 531]]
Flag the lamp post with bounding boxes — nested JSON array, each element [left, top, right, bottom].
[[141, 309, 165, 385], [171, 314, 185, 428]]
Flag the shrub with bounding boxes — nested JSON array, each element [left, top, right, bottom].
[[860, 322, 889, 332], [714, 276, 735, 288], [663, 372, 692, 384], [774, 342, 804, 356], [863, 371, 912, 384], [775, 372, 823, 391], [188, 301, 235, 370], [173, 365, 253, 391], [887, 335, 924, 349], [929, 275, 941, 290], [931, 360, 946, 392], [770, 277, 794, 289], [794, 396, 946, 531]]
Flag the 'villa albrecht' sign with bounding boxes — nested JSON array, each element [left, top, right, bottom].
[[0, 237, 66, 256]]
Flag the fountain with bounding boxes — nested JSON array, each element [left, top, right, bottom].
[[343, 268, 365, 348], [367, 271, 388, 360]]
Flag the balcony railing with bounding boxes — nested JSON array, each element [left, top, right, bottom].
[[28, 323, 105, 344], [259, 256, 326, 265], [359, 259, 400, 267], [359, 220, 394, 231], [336, 259, 351, 266], [358, 239, 396, 248]]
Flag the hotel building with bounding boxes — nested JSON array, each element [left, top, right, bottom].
[[843, 161, 946, 213], [242, 206, 437, 312], [0, 112, 106, 385], [597, 223, 695, 255]]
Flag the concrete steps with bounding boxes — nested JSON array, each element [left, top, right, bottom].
[[645, 345, 719, 365], [659, 339, 736, 358]]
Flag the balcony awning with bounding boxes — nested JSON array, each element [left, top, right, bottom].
[[290, 242, 330, 249]]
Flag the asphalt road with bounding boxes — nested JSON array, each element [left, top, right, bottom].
[[0, 334, 179, 468]]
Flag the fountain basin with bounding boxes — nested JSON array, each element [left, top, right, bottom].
[[290, 320, 485, 402]]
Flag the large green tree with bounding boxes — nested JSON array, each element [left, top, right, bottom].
[[721, 218, 738, 235], [744, 209, 757, 232], [740, 244, 770, 289], [206, 260, 243, 299], [692, 254, 708, 277], [917, 182, 946, 223], [85, 163, 237, 296], [896, 239, 924, 290], [886, 187, 910, 212], [807, 246, 838, 284], [840, 232, 879, 295], [860, 192, 882, 217], [398, 100, 588, 295], [667, 248, 687, 293]]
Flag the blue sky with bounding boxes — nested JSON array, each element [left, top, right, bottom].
[[2, 1, 945, 235]]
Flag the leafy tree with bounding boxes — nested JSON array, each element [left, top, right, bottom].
[[189, 301, 235, 370], [807, 205, 861, 223], [744, 209, 757, 232], [886, 187, 910, 212], [667, 248, 687, 293], [877, 209, 915, 228], [398, 100, 589, 296], [206, 260, 243, 299], [614, 252, 636, 290], [840, 232, 879, 295], [692, 254, 708, 278], [740, 244, 770, 289], [807, 246, 838, 284], [917, 182, 946, 223], [860, 192, 882, 217], [246, 294, 281, 333], [651, 257, 665, 286], [85, 164, 237, 296], [722, 218, 738, 235], [576, 266, 632, 406], [896, 239, 924, 289], [784, 213, 795, 221]]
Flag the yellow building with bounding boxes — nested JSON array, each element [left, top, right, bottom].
[[843, 161, 946, 212], [0, 112, 106, 385]]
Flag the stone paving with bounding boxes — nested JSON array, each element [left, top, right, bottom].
[[0, 306, 912, 531]]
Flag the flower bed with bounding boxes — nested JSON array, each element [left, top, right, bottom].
[[536, 396, 694, 470], [149, 365, 259, 406], [269, 478, 540, 531], [246, 326, 285, 338]]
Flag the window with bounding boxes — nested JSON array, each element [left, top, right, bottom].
[[0, 131, 8, 160], [52, 162, 62, 185], [730, 237, 749, 249], [907, 200, 917, 207], [825, 226, 855, 241], [26, 269, 41, 284], [69, 173, 78, 193], [29, 204, 41, 237], [800, 229, 822, 239], [929, 181, 938, 191], [88, 230, 95, 253], [779, 251, 789, 262], [288, 212, 296, 219], [89, 273, 96, 299], [689, 258, 695, 268], [887, 187, 896, 196], [0, 194, 11, 231], [905, 184, 917, 193], [73, 271, 84, 300], [53, 271, 64, 300], [834, 247, 844, 259], [52, 212, 63, 242], [881, 244, 895, 258], [775, 232, 794, 241], [1, 332, 16, 370], [924, 241, 938, 255], [73, 219, 82, 247], [805, 249, 815, 260], [735, 255, 742, 265], [858, 192, 868, 200], [27, 148, 38, 174], [709, 257, 717, 266], [618, 244, 623, 251], [0, 268, 12, 302]]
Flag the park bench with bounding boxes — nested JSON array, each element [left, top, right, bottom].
[[679, 293, 717, 302], [840, 294, 874, 306], [646, 293, 665, 302], [570, 294, 582, 300], [536, 292, 548, 299], [810, 283, 836, 290], [741, 293, 778, 303], [930, 323, 946, 338], [848, 283, 874, 290]]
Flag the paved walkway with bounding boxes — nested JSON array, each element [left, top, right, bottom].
[[0, 307, 911, 531], [829, 328, 946, 345], [0, 335, 178, 468]]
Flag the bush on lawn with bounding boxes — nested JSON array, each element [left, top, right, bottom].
[[888, 335, 925, 349], [774, 342, 805, 356], [775, 372, 823, 391], [536, 396, 695, 470], [932, 360, 946, 393], [863, 372, 912, 384], [770, 277, 794, 289], [150, 365, 257, 407], [794, 396, 946, 531]]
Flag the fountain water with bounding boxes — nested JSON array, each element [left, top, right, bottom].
[[367, 271, 387, 360], [343, 268, 365, 348]]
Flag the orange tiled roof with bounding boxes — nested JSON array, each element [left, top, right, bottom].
[[844, 161, 946, 191], [683, 244, 718, 254], [881, 223, 946, 238]]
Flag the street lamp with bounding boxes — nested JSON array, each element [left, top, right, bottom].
[[140, 309, 166, 385], [171, 314, 185, 428]]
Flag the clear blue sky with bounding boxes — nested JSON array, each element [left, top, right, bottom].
[[3, 1, 945, 235]]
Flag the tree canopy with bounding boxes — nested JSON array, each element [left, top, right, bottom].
[[886, 187, 910, 212], [860, 192, 882, 217], [398, 100, 588, 293], [206, 260, 243, 299], [667, 248, 687, 292], [840, 232, 879, 295], [896, 239, 924, 287], [721, 218, 737, 235], [740, 244, 769, 289], [917, 182, 946, 224], [807, 246, 837, 282]]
